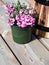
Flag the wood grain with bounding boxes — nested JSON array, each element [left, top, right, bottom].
[[2, 31, 44, 65], [0, 36, 20, 65]]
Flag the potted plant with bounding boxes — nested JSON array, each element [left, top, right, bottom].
[[4, 0, 36, 44]]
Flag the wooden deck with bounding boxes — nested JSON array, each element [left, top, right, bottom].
[[0, 3, 49, 65], [0, 36, 20, 65]]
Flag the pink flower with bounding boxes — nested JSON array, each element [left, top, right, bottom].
[[19, 9, 24, 14], [16, 14, 27, 28], [29, 9, 34, 14], [30, 17, 35, 26], [6, 4, 13, 12], [4, 2, 36, 28], [5, 4, 15, 13], [5, 11, 9, 16], [25, 15, 35, 26], [16, 14, 35, 28], [25, 15, 30, 22], [17, 21, 21, 27], [16, 15, 20, 21], [4, 4, 15, 17], [30, 17, 35, 23], [21, 21, 27, 28], [19, 9, 28, 15], [15, 11, 35, 28], [4, 5, 8, 10], [24, 9, 28, 14], [20, 14, 25, 21], [21, 24, 27, 28], [10, 13, 14, 17], [25, 15, 31, 26], [16, 14, 25, 22], [8, 18, 15, 26]]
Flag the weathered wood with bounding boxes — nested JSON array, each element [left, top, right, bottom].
[[39, 37, 49, 50], [3, 30, 49, 65], [0, 36, 20, 65], [1, 29, 49, 65], [29, 35, 49, 65], [2, 31, 44, 65]]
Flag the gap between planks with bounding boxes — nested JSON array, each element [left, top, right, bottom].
[[1, 30, 44, 65], [0, 34, 22, 65], [34, 35, 49, 51], [1, 29, 49, 51], [0, 35, 20, 65]]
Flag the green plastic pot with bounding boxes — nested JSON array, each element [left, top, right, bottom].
[[11, 26, 32, 44]]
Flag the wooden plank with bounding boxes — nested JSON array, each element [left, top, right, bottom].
[[1, 29, 49, 65], [2, 30, 44, 65], [29, 35, 49, 65], [39, 38, 49, 50], [0, 36, 20, 65]]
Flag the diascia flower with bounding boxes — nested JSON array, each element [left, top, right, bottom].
[[19, 9, 28, 14], [29, 9, 34, 14], [19, 9, 24, 14], [8, 18, 15, 26], [16, 14, 35, 28], [4, 4, 15, 16], [24, 9, 28, 14], [4, 1, 36, 28], [16, 14, 26, 28], [5, 10, 9, 16], [25, 15, 35, 26], [29, 9, 36, 14]]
